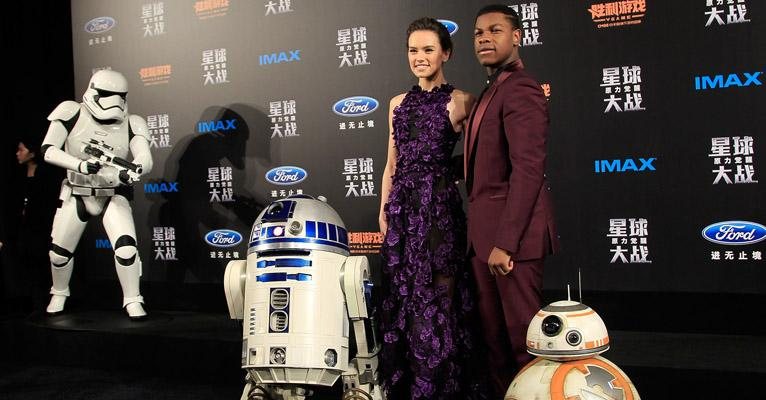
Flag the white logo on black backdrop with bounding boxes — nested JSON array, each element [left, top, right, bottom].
[[337, 26, 371, 68], [210, 250, 240, 259], [705, 0, 750, 26], [264, 0, 293, 15], [270, 189, 304, 199], [601, 65, 645, 113], [268, 100, 299, 138], [147, 114, 172, 148], [334, 96, 379, 132], [710, 136, 758, 184], [85, 16, 115, 46], [208, 166, 234, 202], [153, 226, 178, 260], [202, 48, 229, 85], [711, 250, 763, 261], [511, 2, 543, 46], [141, 2, 166, 37], [607, 218, 651, 263], [343, 158, 376, 198], [339, 119, 375, 131]]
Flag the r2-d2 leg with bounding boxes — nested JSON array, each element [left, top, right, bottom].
[[341, 257, 384, 400]]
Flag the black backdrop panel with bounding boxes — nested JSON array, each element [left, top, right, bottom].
[[69, 0, 765, 297]]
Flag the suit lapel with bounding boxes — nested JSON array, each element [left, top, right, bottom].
[[464, 69, 515, 178]]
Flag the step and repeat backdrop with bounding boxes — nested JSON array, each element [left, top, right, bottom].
[[68, 0, 764, 299]]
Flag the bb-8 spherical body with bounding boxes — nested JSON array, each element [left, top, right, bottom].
[[505, 300, 640, 400]]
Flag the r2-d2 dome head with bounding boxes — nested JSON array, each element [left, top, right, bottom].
[[526, 300, 610, 361], [82, 70, 128, 122], [249, 195, 349, 257]]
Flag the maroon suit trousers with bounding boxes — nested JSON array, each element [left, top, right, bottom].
[[470, 254, 544, 397]]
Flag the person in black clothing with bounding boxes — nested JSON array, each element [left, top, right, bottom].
[[6, 134, 64, 310]]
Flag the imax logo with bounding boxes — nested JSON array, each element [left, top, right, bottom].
[[333, 96, 379, 117], [84, 16, 116, 34], [702, 221, 766, 245], [205, 229, 243, 248], [265, 166, 307, 185], [594, 158, 656, 173], [438, 19, 459, 36], [259, 50, 301, 65], [144, 182, 179, 193], [694, 72, 762, 90], [95, 239, 112, 249], [197, 119, 237, 133]]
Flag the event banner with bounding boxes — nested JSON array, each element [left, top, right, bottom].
[[69, 0, 764, 296]]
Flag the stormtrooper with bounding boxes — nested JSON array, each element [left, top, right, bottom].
[[505, 298, 640, 400], [40, 69, 153, 319], [224, 195, 384, 400]]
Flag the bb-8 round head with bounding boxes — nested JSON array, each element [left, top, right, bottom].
[[526, 300, 610, 361]]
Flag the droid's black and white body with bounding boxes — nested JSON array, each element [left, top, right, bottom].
[[505, 300, 640, 400], [41, 70, 153, 319], [224, 195, 384, 400]]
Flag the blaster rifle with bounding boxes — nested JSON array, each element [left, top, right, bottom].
[[81, 139, 142, 183]]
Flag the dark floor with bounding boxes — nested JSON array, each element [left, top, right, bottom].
[[0, 363, 241, 400], [1, 294, 764, 399]]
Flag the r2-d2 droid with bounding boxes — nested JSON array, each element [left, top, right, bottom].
[[505, 300, 641, 400], [224, 195, 384, 400]]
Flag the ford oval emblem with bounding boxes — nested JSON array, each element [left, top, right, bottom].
[[84, 17, 116, 34], [701, 221, 766, 245], [438, 19, 459, 36], [205, 229, 243, 248], [265, 166, 308, 185], [333, 96, 379, 117]]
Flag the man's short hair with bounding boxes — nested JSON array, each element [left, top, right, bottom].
[[476, 4, 520, 30]]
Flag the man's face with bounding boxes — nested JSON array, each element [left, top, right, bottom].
[[474, 12, 520, 69]]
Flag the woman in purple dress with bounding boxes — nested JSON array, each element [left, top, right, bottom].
[[377, 17, 477, 399]]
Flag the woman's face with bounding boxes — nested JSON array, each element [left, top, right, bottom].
[[16, 142, 35, 164], [407, 30, 450, 80]]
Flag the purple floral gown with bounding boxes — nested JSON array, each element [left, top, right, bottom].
[[380, 84, 474, 399]]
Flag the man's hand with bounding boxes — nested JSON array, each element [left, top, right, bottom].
[[488, 246, 514, 276]]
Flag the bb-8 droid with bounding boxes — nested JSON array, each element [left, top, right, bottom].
[[505, 300, 640, 400]]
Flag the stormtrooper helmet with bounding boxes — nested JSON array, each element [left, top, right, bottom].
[[82, 69, 128, 122]]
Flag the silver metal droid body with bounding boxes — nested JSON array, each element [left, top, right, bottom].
[[224, 195, 384, 400]]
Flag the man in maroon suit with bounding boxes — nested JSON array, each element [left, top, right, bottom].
[[465, 5, 560, 397]]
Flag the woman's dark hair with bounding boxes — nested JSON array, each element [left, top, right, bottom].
[[406, 17, 453, 55], [19, 131, 43, 159]]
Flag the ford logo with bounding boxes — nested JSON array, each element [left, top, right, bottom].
[[205, 229, 243, 248], [701, 221, 766, 245], [333, 96, 379, 117], [84, 17, 116, 34], [438, 19, 459, 36], [265, 166, 307, 185]]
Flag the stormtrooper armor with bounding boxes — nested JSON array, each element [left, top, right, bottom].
[[40, 69, 153, 319], [224, 195, 384, 400], [505, 300, 641, 400]]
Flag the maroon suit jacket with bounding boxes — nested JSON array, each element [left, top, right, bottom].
[[465, 59, 560, 263]]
